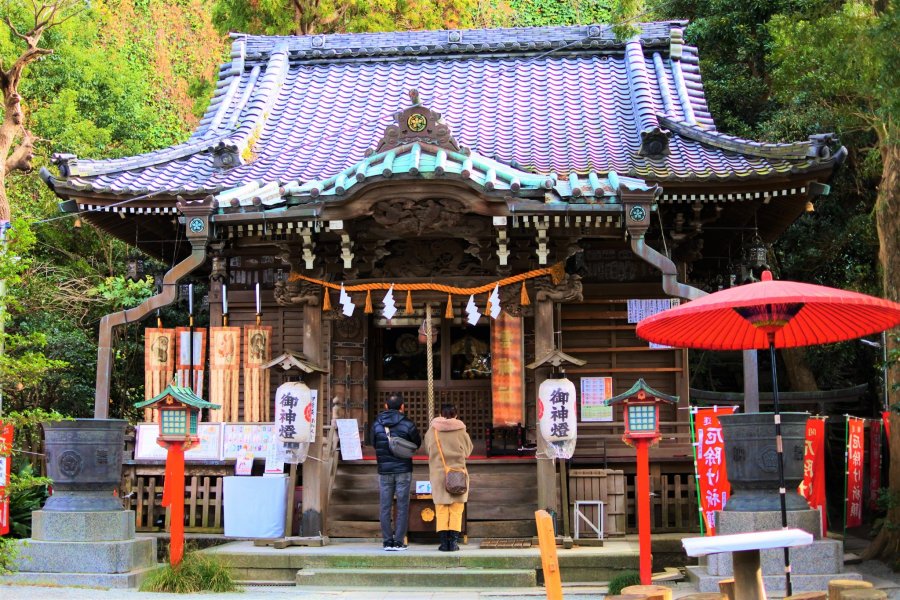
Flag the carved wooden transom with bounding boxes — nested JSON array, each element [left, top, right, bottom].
[[371, 197, 466, 236]]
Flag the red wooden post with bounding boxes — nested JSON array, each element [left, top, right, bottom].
[[162, 442, 186, 566], [635, 437, 653, 585]]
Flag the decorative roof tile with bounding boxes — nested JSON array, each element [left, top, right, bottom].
[[43, 22, 840, 201]]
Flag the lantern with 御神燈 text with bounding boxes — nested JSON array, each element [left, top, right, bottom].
[[538, 376, 577, 458], [275, 381, 313, 444]]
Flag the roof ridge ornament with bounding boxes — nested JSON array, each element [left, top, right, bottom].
[[375, 89, 460, 153]]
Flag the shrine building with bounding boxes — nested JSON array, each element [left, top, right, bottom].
[[41, 21, 843, 539]]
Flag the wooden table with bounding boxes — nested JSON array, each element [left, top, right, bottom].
[[681, 528, 813, 600]]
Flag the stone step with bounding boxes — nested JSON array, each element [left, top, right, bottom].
[[1, 565, 159, 589], [295, 566, 537, 588], [13, 537, 156, 574], [686, 565, 864, 594], [215, 543, 638, 584], [704, 539, 844, 576]]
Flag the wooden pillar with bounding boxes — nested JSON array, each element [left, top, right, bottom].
[[743, 350, 759, 413], [535, 299, 558, 516], [301, 302, 324, 536], [731, 549, 766, 600], [827, 580, 874, 600], [635, 438, 653, 585], [209, 280, 223, 326]]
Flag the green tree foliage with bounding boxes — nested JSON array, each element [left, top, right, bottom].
[[0, 1, 221, 419], [509, 0, 611, 26], [0, 408, 65, 571], [212, 0, 499, 35], [768, 0, 900, 562]]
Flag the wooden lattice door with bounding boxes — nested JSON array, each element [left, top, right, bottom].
[[330, 314, 368, 426]]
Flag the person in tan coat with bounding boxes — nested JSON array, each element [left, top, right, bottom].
[[423, 403, 474, 551]]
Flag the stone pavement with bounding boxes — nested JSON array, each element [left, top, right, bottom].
[[2, 566, 898, 600]]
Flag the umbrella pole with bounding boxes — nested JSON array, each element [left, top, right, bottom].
[[769, 334, 792, 596]]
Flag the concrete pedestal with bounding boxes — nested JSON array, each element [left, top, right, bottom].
[[5, 510, 157, 588], [686, 510, 862, 594]]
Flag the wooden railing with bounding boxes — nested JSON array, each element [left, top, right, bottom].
[[574, 421, 695, 464], [122, 462, 230, 533], [626, 471, 700, 533], [320, 424, 340, 528]]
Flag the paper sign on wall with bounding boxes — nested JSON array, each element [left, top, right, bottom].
[[134, 423, 223, 461], [580, 377, 613, 422], [222, 423, 275, 459], [235, 452, 254, 476], [264, 442, 285, 475], [335, 419, 363, 461]]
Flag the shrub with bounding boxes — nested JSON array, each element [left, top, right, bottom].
[[608, 570, 641, 594], [139, 551, 239, 593]]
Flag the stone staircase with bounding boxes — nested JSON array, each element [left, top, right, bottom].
[[327, 458, 539, 539], [294, 552, 537, 587], [210, 540, 642, 588]]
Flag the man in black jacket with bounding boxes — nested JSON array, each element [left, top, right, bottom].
[[372, 393, 421, 551]]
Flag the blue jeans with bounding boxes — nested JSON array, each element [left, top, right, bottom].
[[379, 472, 412, 543]]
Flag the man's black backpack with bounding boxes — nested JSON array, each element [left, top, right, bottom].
[[384, 425, 418, 459]]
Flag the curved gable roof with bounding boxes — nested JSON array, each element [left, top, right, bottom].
[[43, 22, 840, 201]]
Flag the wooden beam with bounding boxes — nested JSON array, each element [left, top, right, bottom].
[[301, 302, 324, 536], [534, 299, 558, 515]]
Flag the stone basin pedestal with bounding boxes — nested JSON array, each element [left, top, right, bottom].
[[4, 419, 158, 588], [686, 412, 861, 593]]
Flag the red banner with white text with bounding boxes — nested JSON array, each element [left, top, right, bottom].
[[694, 406, 737, 535], [869, 420, 882, 510], [799, 417, 827, 535], [845, 417, 865, 529], [0, 422, 13, 536]]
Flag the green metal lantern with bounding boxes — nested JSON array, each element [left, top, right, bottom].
[[134, 384, 220, 444], [606, 378, 678, 443]]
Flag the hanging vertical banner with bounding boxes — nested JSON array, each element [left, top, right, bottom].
[[491, 311, 524, 427], [0, 422, 12, 535], [243, 325, 272, 422], [175, 327, 207, 398], [144, 328, 175, 422], [209, 327, 241, 422], [845, 417, 865, 529], [694, 406, 737, 535], [800, 417, 827, 535], [869, 420, 882, 510], [883, 411, 891, 445]]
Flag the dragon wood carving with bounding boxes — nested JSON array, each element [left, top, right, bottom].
[[534, 273, 583, 303], [371, 198, 466, 236]]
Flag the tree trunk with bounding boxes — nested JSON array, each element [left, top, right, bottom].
[[781, 347, 820, 393], [869, 127, 900, 562]]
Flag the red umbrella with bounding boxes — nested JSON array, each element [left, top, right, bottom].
[[636, 271, 900, 350], [636, 270, 900, 596]]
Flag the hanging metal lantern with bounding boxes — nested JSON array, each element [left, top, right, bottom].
[[745, 234, 768, 269], [126, 251, 145, 281]]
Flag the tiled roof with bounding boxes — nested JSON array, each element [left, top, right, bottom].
[[134, 384, 221, 410], [43, 22, 840, 201], [214, 141, 655, 210]]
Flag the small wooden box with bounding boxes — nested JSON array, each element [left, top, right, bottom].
[[406, 494, 467, 541]]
